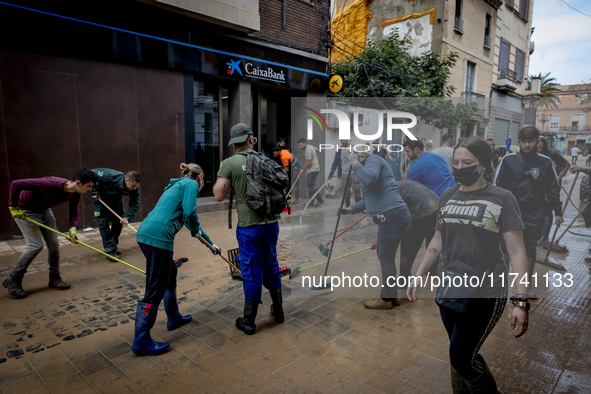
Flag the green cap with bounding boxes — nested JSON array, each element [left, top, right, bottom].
[[228, 123, 253, 146]]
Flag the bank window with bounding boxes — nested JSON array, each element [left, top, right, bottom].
[[193, 80, 220, 196]]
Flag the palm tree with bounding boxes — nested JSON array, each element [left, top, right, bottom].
[[528, 72, 560, 109]]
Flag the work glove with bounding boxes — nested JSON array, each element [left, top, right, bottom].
[[337, 207, 353, 216], [193, 228, 213, 246], [9, 206, 25, 220], [347, 151, 358, 168], [328, 171, 334, 180], [210, 244, 222, 256], [298, 169, 304, 176], [68, 227, 78, 244]]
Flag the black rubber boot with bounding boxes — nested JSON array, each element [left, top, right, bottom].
[[48, 273, 71, 290], [464, 356, 500, 394], [451, 366, 470, 394], [269, 288, 284, 324], [3, 274, 26, 299], [236, 301, 258, 335]]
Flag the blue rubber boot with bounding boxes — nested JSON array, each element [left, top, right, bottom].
[[131, 302, 169, 355], [163, 288, 192, 331]]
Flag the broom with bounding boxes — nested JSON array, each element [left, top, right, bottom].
[[318, 214, 369, 256], [542, 172, 578, 253]]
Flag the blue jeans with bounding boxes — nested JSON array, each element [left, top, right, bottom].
[[306, 171, 324, 204], [377, 207, 411, 299], [237, 222, 281, 304], [12, 209, 61, 278]]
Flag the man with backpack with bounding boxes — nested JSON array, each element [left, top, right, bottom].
[[213, 123, 288, 335]]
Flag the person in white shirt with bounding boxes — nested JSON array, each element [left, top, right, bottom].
[[571, 146, 580, 164]]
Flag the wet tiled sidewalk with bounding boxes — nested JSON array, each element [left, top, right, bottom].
[[0, 173, 590, 393]]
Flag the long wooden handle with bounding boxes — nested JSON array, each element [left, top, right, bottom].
[[563, 172, 579, 213], [555, 201, 590, 243], [97, 198, 137, 233], [197, 235, 241, 273], [286, 171, 303, 198]]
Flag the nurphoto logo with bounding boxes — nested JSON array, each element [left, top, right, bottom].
[[303, 108, 419, 153]]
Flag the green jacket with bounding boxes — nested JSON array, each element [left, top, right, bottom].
[[136, 177, 210, 251], [91, 168, 140, 220]]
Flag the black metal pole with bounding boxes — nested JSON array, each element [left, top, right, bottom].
[[322, 164, 354, 278]]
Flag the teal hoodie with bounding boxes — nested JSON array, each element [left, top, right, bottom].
[[136, 177, 210, 251]]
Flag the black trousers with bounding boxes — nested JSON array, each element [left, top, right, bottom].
[[439, 294, 507, 380], [138, 243, 177, 304], [400, 213, 438, 279]]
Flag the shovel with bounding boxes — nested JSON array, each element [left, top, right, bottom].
[[196, 235, 241, 273]]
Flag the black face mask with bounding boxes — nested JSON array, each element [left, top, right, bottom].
[[452, 165, 482, 186]]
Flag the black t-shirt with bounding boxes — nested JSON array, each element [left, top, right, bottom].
[[436, 184, 525, 296], [547, 150, 568, 175]]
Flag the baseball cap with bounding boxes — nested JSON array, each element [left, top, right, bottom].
[[228, 123, 253, 146]]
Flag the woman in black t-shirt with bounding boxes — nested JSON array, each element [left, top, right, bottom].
[[407, 137, 530, 392]]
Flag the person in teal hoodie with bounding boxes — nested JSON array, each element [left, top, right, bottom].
[[132, 163, 220, 355]]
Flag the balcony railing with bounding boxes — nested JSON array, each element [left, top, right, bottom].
[[498, 68, 517, 80], [568, 126, 591, 132], [461, 92, 486, 117], [454, 17, 464, 34], [484, 35, 491, 49]]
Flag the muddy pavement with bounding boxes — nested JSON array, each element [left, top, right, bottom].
[[0, 179, 590, 393]]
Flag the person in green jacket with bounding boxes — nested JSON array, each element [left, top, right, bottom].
[[132, 163, 220, 355], [91, 168, 141, 260]]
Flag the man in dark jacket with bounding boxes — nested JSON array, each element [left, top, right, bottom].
[[328, 139, 361, 206], [91, 169, 140, 260], [494, 126, 563, 297]]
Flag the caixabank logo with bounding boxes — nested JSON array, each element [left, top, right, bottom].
[[303, 108, 419, 153], [226, 58, 286, 83]]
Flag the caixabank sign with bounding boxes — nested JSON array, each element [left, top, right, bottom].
[[217, 55, 325, 91]]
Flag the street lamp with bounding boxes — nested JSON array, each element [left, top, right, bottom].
[[538, 113, 549, 132]]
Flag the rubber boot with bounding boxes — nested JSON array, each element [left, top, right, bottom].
[[269, 288, 284, 324], [163, 288, 192, 331], [451, 366, 470, 394], [48, 273, 71, 290], [3, 274, 26, 299], [464, 356, 500, 394], [236, 301, 258, 335], [131, 302, 170, 355]]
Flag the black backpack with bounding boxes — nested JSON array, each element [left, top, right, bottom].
[[236, 151, 289, 216]]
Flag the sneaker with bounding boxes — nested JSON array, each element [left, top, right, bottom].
[[364, 298, 398, 309], [314, 201, 324, 208], [115, 249, 122, 255], [106, 253, 118, 262]]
